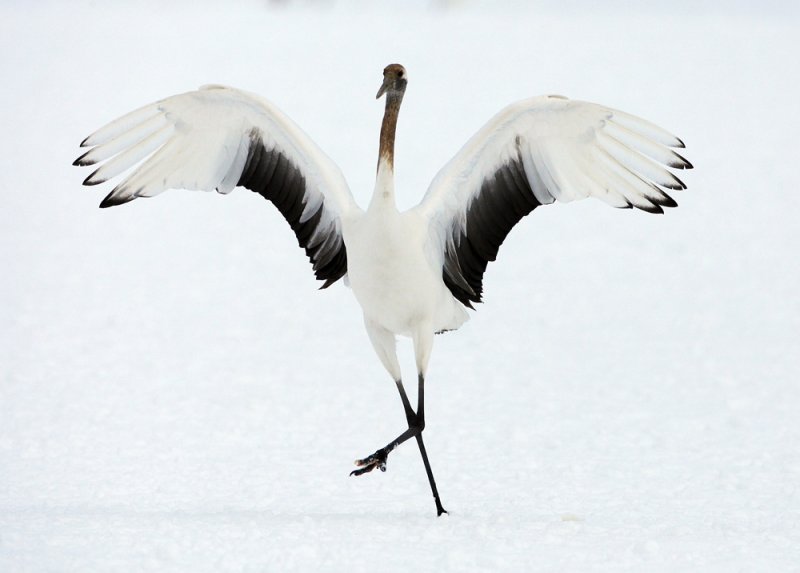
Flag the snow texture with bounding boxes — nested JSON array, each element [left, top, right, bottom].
[[1, 1, 799, 571]]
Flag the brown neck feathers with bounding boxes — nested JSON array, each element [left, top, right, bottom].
[[378, 92, 403, 170]]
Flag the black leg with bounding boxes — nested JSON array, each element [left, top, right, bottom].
[[351, 374, 447, 516], [413, 373, 447, 516], [394, 378, 416, 425], [350, 380, 420, 476], [415, 433, 446, 516]]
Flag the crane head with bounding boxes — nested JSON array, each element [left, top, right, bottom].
[[376, 64, 408, 99]]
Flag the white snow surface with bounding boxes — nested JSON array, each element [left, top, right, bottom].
[[2, 1, 799, 571]]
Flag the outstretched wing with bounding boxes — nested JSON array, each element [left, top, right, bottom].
[[413, 95, 692, 308], [75, 85, 362, 288]]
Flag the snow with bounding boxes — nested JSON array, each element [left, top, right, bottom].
[[2, 1, 799, 571]]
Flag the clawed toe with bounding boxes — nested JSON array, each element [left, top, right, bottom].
[[350, 448, 388, 476]]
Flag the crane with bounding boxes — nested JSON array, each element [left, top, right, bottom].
[[75, 63, 692, 516]]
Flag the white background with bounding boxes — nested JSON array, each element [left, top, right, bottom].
[[1, 1, 798, 570]]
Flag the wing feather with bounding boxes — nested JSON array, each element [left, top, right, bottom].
[[597, 132, 686, 190], [80, 102, 162, 148], [415, 96, 691, 307], [82, 123, 174, 186], [75, 85, 362, 288]]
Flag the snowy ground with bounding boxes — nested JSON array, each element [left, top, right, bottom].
[[2, 1, 799, 571]]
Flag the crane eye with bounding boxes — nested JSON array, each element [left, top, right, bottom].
[[397, 70, 404, 78]]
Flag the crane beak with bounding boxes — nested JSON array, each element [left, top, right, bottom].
[[376, 79, 389, 99]]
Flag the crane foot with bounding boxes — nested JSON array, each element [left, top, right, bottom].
[[350, 448, 388, 476]]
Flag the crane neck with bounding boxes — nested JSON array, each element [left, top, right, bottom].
[[371, 92, 404, 211], [378, 91, 403, 169]]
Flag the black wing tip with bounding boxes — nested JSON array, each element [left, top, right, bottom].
[[82, 169, 105, 186], [99, 192, 134, 208], [663, 175, 687, 191], [318, 277, 338, 290], [656, 194, 679, 209], [639, 203, 665, 214], [672, 151, 693, 170], [79, 135, 92, 148], [639, 195, 681, 214], [73, 150, 95, 167], [457, 286, 482, 309]]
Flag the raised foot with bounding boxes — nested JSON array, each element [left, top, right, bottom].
[[350, 448, 388, 476]]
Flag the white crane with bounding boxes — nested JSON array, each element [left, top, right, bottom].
[[75, 64, 692, 516]]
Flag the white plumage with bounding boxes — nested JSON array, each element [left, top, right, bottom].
[[75, 64, 691, 515]]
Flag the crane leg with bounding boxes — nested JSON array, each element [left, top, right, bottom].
[[351, 373, 447, 516], [412, 373, 447, 516], [354, 321, 446, 515]]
